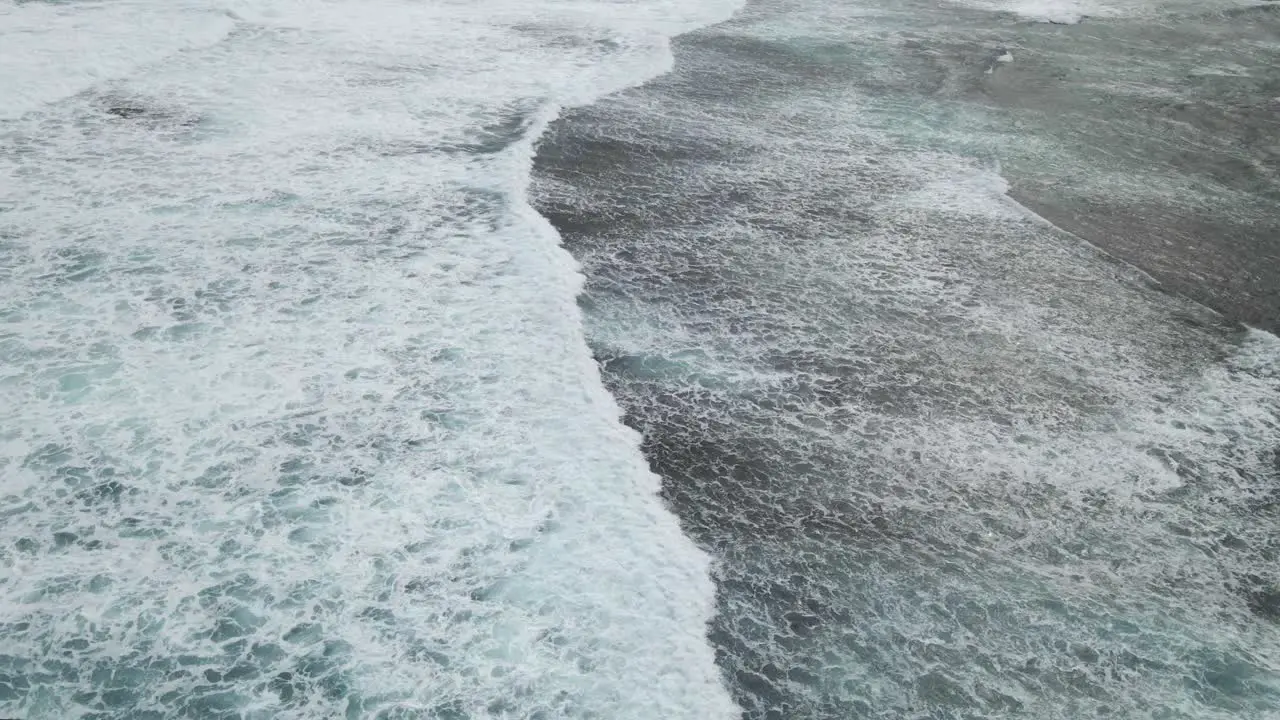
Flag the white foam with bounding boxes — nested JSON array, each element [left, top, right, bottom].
[[946, 0, 1269, 23], [0, 0, 238, 120], [0, 0, 743, 716], [960, 0, 1101, 23]]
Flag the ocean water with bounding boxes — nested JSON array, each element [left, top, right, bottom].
[[949, 0, 1271, 24], [0, 0, 742, 718], [4, 0, 1279, 718], [533, 0, 1280, 718]]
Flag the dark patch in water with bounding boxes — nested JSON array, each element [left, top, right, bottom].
[[105, 105, 148, 119], [439, 101, 543, 156], [1240, 574, 1280, 623]]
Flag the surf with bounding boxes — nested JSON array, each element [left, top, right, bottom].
[[0, 0, 744, 717]]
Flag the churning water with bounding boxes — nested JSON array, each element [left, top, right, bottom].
[[3, 0, 1279, 718], [1, 0, 742, 717], [534, 0, 1280, 717]]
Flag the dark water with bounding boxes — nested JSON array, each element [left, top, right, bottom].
[[533, 0, 1280, 717]]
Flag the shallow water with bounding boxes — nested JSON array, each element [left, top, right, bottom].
[[533, 0, 1280, 717]]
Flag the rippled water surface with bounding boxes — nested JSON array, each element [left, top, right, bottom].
[[3, 0, 1278, 717], [534, 0, 1280, 717]]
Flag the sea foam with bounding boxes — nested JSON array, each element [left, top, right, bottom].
[[0, 0, 742, 717]]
